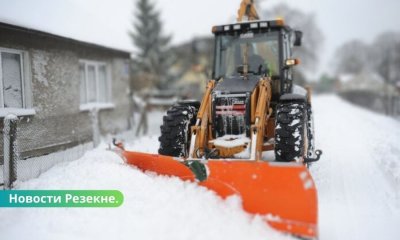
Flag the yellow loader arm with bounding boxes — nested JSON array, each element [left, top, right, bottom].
[[237, 0, 260, 22]]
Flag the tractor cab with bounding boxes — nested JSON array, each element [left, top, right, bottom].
[[211, 20, 302, 100]]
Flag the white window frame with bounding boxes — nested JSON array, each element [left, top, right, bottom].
[[78, 59, 114, 111], [0, 47, 35, 117]]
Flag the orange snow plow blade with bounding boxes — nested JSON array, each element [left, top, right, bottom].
[[121, 151, 318, 239]]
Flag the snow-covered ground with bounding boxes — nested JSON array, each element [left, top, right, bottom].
[[310, 95, 400, 240], [0, 148, 293, 240], [1, 94, 399, 240]]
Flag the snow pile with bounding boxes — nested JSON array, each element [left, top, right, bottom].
[[125, 135, 160, 153], [0, 148, 293, 240]]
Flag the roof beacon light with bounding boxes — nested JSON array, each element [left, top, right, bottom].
[[276, 18, 285, 26], [250, 23, 258, 29], [260, 22, 268, 28]]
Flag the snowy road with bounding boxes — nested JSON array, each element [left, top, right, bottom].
[[0, 94, 399, 240], [311, 95, 400, 240]]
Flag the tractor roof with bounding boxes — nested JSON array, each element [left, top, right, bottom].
[[212, 19, 291, 35]]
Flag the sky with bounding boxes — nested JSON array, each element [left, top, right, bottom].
[[0, 0, 399, 77]]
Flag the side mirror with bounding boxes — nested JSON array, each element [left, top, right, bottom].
[[294, 30, 303, 46]]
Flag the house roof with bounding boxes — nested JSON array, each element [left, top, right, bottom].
[[338, 70, 399, 95], [0, 21, 131, 57]]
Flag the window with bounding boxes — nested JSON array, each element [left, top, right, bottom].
[[0, 47, 34, 117], [79, 60, 113, 111], [283, 34, 293, 81], [214, 32, 280, 78]]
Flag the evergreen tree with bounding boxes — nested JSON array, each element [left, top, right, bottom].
[[130, 0, 172, 89]]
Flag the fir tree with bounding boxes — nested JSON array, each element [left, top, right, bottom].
[[130, 0, 172, 89]]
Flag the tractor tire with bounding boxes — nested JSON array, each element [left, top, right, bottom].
[[158, 104, 198, 157], [275, 101, 307, 162]]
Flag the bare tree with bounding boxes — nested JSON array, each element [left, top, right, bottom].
[[262, 4, 324, 75], [334, 32, 400, 115], [396, 42, 400, 83], [370, 32, 400, 85], [334, 40, 370, 74], [370, 32, 400, 115]]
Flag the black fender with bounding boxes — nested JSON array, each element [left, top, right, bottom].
[[176, 99, 201, 108], [279, 93, 306, 102]]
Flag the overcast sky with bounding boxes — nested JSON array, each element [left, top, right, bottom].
[[0, 0, 399, 77]]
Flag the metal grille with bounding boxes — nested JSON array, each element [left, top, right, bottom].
[[2, 114, 18, 189], [0, 126, 3, 187], [2, 114, 92, 189]]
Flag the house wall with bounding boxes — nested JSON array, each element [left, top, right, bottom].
[[0, 26, 132, 159]]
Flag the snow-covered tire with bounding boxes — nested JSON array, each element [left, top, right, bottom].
[[275, 101, 307, 162], [158, 104, 198, 157]]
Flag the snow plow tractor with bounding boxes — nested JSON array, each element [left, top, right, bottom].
[[118, 1, 322, 239]]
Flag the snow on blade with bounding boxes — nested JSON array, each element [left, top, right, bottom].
[[210, 134, 250, 148]]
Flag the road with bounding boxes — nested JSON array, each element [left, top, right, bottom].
[[311, 95, 400, 240]]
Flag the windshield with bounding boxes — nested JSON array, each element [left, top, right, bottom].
[[213, 32, 280, 79]]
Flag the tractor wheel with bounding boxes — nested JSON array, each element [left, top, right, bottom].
[[158, 104, 198, 157], [275, 101, 307, 162]]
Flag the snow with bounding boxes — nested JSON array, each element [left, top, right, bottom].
[[148, 97, 179, 106], [0, 147, 293, 240], [0, 108, 36, 117], [289, 119, 300, 126], [234, 146, 251, 159], [79, 103, 115, 112], [1, 94, 400, 240], [292, 85, 307, 96], [124, 135, 160, 153], [14, 142, 93, 182], [210, 134, 250, 148], [290, 108, 300, 114], [310, 95, 400, 240]]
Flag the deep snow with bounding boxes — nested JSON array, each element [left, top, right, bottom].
[[0, 147, 292, 240], [0, 94, 399, 240]]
